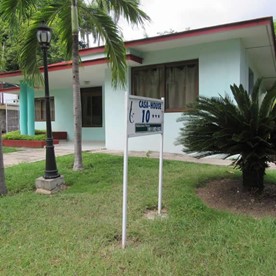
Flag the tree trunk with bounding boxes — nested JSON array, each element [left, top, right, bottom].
[[71, 0, 83, 170], [0, 133, 7, 195], [242, 165, 265, 194]]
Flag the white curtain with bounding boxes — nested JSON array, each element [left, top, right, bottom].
[[134, 68, 161, 99], [166, 64, 197, 110]]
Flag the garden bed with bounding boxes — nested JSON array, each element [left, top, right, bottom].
[[2, 130, 67, 148], [3, 139, 59, 148]]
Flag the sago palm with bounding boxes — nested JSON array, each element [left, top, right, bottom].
[[176, 79, 276, 193]]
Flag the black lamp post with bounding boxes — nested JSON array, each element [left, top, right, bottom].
[[37, 22, 60, 179]]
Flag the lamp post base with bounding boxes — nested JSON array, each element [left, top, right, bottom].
[[35, 175, 65, 194]]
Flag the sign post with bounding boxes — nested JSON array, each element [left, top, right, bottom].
[[122, 92, 164, 248], [158, 128, 164, 215]]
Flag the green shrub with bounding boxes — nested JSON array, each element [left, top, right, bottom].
[[3, 130, 46, 141]]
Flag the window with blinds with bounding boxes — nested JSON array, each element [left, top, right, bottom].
[[35, 97, 55, 121], [132, 60, 198, 112]]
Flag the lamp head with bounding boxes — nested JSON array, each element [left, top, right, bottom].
[[37, 21, 52, 49]]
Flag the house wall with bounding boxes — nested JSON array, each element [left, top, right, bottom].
[[105, 39, 244, 153], [240, 44, 260, 91], [34, 38, 253, 153], [34, 88, 105, 141]]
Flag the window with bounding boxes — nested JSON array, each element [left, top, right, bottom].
[[132, 60, 198, 111], [35, 97, 55, 121], [248, 68, 254, 94], [81, 87, 102, 127]]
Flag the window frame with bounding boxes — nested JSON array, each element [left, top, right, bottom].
[[35, 97, 55, 122], [248, 67, 254, 95], [80, 86, 103, 128], [131, 59, 199, 112]]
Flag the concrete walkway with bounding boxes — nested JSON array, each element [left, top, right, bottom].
[[3, 141, 276, 169], [3, 141, 104, 167]]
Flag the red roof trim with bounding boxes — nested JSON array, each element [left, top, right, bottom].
[[0, 70, 21, 77], [0, 54, 142, 78], [127, 54, 143, 64], [0, 86, 20, 93], [79, 17, 273, 56]]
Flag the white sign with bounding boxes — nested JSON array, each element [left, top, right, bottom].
[[127, 95, 164, 137], [122, 93, 165, 249]]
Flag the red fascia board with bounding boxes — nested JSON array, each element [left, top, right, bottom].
[[0, 87, 20, 93], [39, 61, 73, 72], [0, 70, 21, 77], [79, 17, 274, 56], [127, 54, 143, 64], [0, 54, 142, 79]]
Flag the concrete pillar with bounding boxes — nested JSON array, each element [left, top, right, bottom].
[[19, 82, 28, 135], [27, 86, 35, 136]]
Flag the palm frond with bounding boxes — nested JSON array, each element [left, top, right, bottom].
[[230, 84, 251, 117], [18, 1, 70, 84], [260, 81, 276, 118], [95, 0, 150, 25], [18, 22, 43, 86], [81, 5, 127, 87], [0, 0, 41, 28]]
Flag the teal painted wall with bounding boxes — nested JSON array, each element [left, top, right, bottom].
[[35, 88, 105, 142], [19, 82, 35, 135], [19, 82, 28, 135], [105, 39, 244, 153]]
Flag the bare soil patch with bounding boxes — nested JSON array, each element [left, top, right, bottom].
[[197, 179, 276, 218], [144, 208, 168, 220]]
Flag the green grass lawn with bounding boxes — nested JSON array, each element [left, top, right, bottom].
[[1, 153, 276, 275], [3, 147, 18, 154]]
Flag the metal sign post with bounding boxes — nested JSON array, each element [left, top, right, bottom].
[[122, 92, 129, 249], [122, 92, 164, 249]]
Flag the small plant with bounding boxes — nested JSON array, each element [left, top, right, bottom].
[[2, 130, 46, 141]]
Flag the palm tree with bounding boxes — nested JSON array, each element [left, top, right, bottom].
[[0, 0, 150, 170], [176, 79, 276, 193]]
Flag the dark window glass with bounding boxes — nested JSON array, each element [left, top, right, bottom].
[[81, 87, 103, 127], [35, 97, 55, 121], [248, 68, 254, 94]]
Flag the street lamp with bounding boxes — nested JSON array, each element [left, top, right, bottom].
[[37, 22, 60, 179]]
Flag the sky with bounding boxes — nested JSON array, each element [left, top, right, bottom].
[[119, 0, 276, 41]]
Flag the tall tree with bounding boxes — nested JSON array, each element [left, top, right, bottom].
[[71, 0, 82, 170], [0, 0, 150, 170], [176, 80, 276, 193]]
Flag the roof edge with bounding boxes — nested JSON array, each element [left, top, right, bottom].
[[80, 16, 274, 56]]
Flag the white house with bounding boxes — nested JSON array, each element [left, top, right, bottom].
[[0, 17, 275, 153]]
